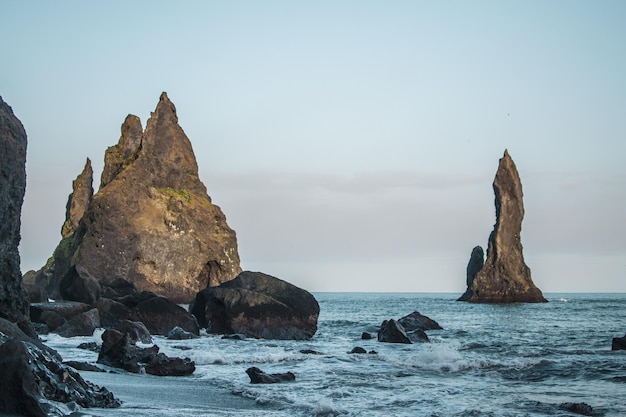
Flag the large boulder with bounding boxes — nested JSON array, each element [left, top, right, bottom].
[[398, 311, 442, 332], [378, 319, 413, 344], [190, 271, 319, 340], [54, 308, 100, 337], [124, 292, 200, 336], [458, 150, 547, 303], [33, 92, 242, 303], [0, 95, 31, 334]]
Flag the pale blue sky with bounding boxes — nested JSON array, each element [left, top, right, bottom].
[[1, 1, 625, 292]]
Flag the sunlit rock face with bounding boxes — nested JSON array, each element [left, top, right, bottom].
[[0, 96, 31, 331], [459, 150, 546, 303], [36, 93, 242, 303]]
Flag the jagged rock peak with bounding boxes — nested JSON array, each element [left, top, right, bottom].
[[38, 92, 242, 303], [62, 158, 93, 238], [0, 95, 31, 331], [458, 150, 546, 303], [101, 114, 143, 188]]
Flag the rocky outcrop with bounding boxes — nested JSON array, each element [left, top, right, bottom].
[[458, 150, 547, 303], [61, 158, 93, 238], [465, 246, 484, 289], [35, 92, 241, 303], [190, 271, 320, 340], [0, 338, 120, 417], [0, 96, 31, 333], [114, 290, 199, 336], [378, 319, 412, 344], [97, 329, 195, 376], [398, 311, 442, 332]]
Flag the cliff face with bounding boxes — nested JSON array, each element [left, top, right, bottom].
[[0, 96, 31, 330], [459, 150, 546, 303], [39, 93, 241, 303]]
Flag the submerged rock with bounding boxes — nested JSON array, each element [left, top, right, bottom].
[[33, 92, 242, 303], [245, 366, 295, 384], [378, 319, 413, 344], [398, 311, 442, 332], [190, 271, 319, 340], [458, 150, 547, 303], [559, 402, 595, 416], [612, 333, 626, 351]]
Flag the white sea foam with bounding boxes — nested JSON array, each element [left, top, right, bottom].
[[43, 293, 626, 417]]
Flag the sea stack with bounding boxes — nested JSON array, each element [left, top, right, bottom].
[[33, 93, 242, 303], [458, 150, 546, 303]]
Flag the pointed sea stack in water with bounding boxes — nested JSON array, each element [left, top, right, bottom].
[[35, 93, 242, 303], [458, 150, 547, 303]]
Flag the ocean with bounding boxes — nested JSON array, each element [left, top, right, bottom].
[[43, 293, 626, 417]]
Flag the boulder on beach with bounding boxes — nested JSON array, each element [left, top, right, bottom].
[[458, 150, 547, 303], [190, 271, 320, 340], [31, 92, 242, 304]]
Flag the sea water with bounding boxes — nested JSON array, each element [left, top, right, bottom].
[[43, 293, 626, 416]]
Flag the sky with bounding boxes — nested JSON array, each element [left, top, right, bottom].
[[1, 1, 625, 293]]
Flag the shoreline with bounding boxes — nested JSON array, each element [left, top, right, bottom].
[[78, 370, 266, 417]]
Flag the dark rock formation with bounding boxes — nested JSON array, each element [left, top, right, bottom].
[[361, 332, 373, 340], [559, 402, 595, 416], [458, 150, 547, 303], [0, 339, 120, 416], [125, 292, 199, 336], [378, 319, 412, 344], [398, 311, 442, 332], [465, 246, 484, 288], [113, 319, 152, 344], [61, 158, 93, 239], [349, 346, 367, 354], [30, 301, 91, 322], [0, 95, 31, 333], [612, 334, 626, 351], [64, 361, 106, 372], [97, 329, 195, 376], [55, 308, 100, 337], [190, 271, 320, 340], [93, 297, 131, 328], [0, 96, 118, 416], [34, 92, 241, 303], [245, 366, 295, 384]]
